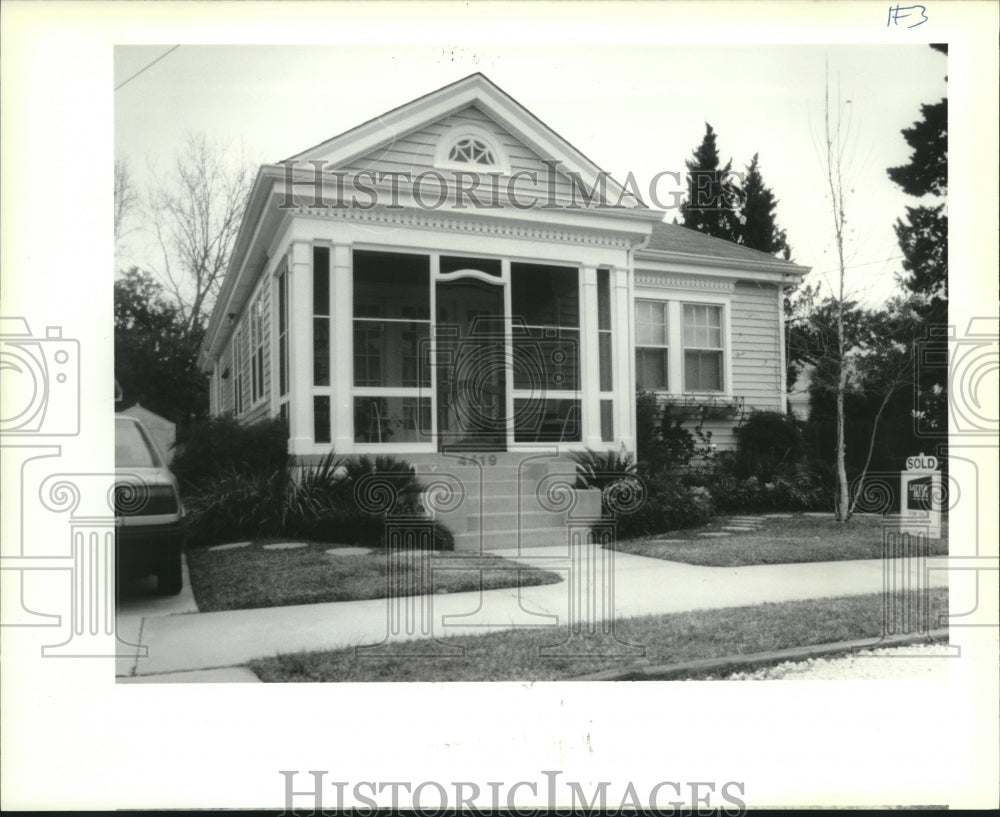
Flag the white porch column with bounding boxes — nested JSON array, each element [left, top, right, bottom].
[[613, 266, 635, 451], [580, 265, 602, 448], [288, 242, 313, 455], [331, 243, 354, 451]]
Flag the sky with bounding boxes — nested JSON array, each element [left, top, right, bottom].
[[114, 43, 948, 307]]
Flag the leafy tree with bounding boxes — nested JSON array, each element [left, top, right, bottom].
[[735, 153, 792, 259], [115, 267, 208, 432], [680, 123, 741, 241]]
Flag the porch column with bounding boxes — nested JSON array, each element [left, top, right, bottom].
[[331, 244, 354, 451], [613, 266, 634, 451], [580, 265, 603, 448], [288, 242, 313, 455]]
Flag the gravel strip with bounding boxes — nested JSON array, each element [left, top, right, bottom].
[[714, 643, 951, 680]]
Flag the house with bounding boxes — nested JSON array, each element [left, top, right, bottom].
[[197, 74, 807, 547]]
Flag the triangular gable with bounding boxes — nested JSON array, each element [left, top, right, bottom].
[[285, 73, 643, 209]]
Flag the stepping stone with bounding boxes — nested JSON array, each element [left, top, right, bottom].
[[803, 512, 833, 518], [722, 526, 755, 531], [647, 539, 686, 545], [762, 513, 793, 519], [697, 532, 732, 538], [208, 541, 251, 551], [325, 546, 371, 557], [262, 542, 308, 551]]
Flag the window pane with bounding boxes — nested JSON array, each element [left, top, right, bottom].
[[353, 321, 430, 388], [279, 335, 288, 395], [313, 318, 330, 386], [636, 348, 668, 391], [353, 251, 430, 319], [511, 263, 579, 327], [314, 396, 331, 444], [313, 247, 329, 315], [600, 399, 614, 442], [354, 397, 432, 444], [685, 350, 723, 391], [512, 327, 579, 391], [597, 268, 611, 331], [599, 332, 612, 392], [513, 398, 581, 442]]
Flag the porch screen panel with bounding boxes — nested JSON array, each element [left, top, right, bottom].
[[510, 263, 581, 442], [313, 247, 330, 387], [352, 251, 432, 444]]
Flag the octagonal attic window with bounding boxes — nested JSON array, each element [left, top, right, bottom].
[[448, 137, 497, 167]]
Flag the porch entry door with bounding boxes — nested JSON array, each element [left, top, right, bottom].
[[435, 277, 508, 451]]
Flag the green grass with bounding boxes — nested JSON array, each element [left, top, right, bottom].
[[186, 540, 562, 613], [249, 588, 948, 682], [614, 513, 949, 567]]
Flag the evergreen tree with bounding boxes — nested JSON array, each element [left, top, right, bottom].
[[681, 123, 741, 241], [887, 44, 948, 320], [115, 267, 208, 432], [737, 153, 792, 259]]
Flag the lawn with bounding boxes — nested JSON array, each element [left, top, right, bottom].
[[249, 588, 948, 682], [613, 513, 949, 567], [186, 540, 562, 613]]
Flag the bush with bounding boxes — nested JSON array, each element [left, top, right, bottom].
[[184, 452, 453, 550], [571, 447, 714, 538], [733, 411, 803, 481], [171, 414, 289, 491], [635, 390, 713, 475], [690, 463, 828, 514]]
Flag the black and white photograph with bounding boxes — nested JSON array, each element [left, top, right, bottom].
[[2, 1, 997, 812]]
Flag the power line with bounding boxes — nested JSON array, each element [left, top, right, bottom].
[[114, 45, 180, 92]]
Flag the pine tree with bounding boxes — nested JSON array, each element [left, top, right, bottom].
[[887, 44, 948, 321], [681, 123, 740, 241], [737, 153, 792, 259]]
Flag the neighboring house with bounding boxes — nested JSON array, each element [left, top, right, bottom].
[[118, 403, 176, 463], [198, 73, 808, 464]]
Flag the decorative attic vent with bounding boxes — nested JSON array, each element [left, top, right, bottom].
[[435, 123, 510, 175], [448, 136, 497, 166]]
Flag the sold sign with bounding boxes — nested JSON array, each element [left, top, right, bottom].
[[905, 454, 938, 471]]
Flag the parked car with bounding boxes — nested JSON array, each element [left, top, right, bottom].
[[114, 415, 186, 595]]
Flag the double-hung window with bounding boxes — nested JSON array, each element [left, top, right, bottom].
[[634, 299, 727, 394], [683, 304, 724, 392], [250, 291, 265, 403], [635, 300, 669, 391]]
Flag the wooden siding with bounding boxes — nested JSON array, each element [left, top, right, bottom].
[[341, 105, 582, 204], [730, 280, 783, 414], [243, 278, 272, 426]]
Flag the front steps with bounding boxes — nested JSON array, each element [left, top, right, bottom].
[[407, 452, 602, 551]]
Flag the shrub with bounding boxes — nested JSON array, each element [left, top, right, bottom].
[[171, 414, 289, 491], [572, 447, 714, 538], [184, 451, 453, 550], [733, 411, 803, 481], [635, 390, 713, 475]]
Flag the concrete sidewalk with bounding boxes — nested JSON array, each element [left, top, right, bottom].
[[116, 547, 949, 681]]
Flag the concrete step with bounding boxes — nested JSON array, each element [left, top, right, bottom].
[[452, 525, 590, 551], [466, 510, 565, 532]]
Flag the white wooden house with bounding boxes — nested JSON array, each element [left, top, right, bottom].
[[197, 74, 807, 546]]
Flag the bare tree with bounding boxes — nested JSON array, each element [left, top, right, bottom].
[[820, 67, 854, 522], [114, 157, 139, 244], [148, 132, 254, 333]]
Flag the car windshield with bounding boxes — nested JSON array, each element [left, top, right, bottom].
[[115, 419, 160, 468]]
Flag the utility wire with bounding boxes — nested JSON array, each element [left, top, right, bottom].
[[114, 45, 180, 91]]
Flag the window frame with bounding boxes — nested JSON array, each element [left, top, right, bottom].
[[682, 302, 725, 394], [631, 292, 732, 398], [634, 298, 670, 392], [249, 288, 266, 406], [433, 123, 511, 176]]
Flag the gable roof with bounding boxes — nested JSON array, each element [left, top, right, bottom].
[[285, 72, 646, 210], [638, 221, 809, 277]]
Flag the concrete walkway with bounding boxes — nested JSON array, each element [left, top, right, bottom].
[[116, 547, 949, 681]]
